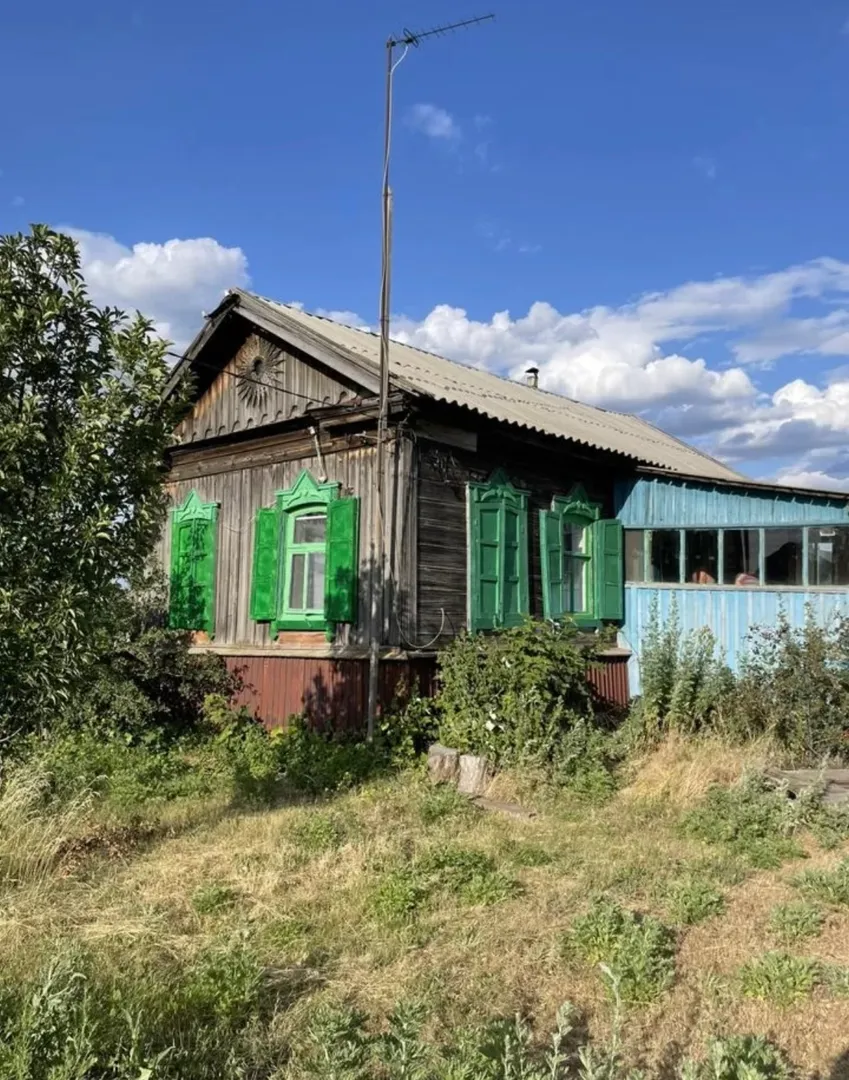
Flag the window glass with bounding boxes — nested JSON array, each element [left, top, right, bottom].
[[288, 553, 306, 608], [685, 529, 719, 585], [723, 529, 761, 585], [649, 530, 681, 583], [287, 511, 328, 612], [624, 530, 645, 582], [562, 520, 588, 612], [293, 514, 326, 544], [808, 527, 849, 586], [764, 528, 803, 586], [305, 552, 326, 609]]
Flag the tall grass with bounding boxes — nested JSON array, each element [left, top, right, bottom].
[[0, 761, 91, 891]]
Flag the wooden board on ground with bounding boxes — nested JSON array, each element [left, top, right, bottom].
[[765, 767, 849, 805]]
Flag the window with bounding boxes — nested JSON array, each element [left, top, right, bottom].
[[562, 519, 590, 613], [625, 530, 646, 583], [168, 491, 219, 634], [649, 530, 680, 583], [249, 470, 359, 634], [764, 528, 803, 586], [286, 512, 326, 613], [685, 529, 719, 585], [723, 529, 760, 585], [540, 487, 624, 623], [468, 471, 529, 631], [625, 524, 849, 589], [808, 527, 849, 586]]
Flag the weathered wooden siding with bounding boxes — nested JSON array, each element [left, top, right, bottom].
[[177, 332, 364, 443], [159, 431, 416, 650], [415, 427, 621, 643]]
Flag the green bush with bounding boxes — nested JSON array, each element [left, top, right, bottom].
[[568, 899, 676, 1005], [728, 610, 849, 761], [276, 716, 386, 796], [767, 901, 824, 945], [738, 951, 819, 1007], [72, 579, 240, 745], [631, 599, 733, 744], [435, 620, 602, 769]]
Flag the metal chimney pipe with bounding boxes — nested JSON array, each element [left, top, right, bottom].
[[525, 366, 539, 389]]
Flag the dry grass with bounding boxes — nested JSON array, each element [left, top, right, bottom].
[[4, 743, 849, 1075], [621, 732, 777, 807]]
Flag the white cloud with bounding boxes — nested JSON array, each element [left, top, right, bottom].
[[406, 104, 461, 141], [775, 468, 849, 493], [61, 231, 849, 486], [65, 228, 249, 350]]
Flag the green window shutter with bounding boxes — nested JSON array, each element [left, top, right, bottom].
[[594, 518, 624, 621], [325, 496, 359, 623], [540, 509, 564, 620], [169, 520, 194, 630], [501, 503, 529, 626], [471, 500, 501, 631], [250, 507, 280, 622], [190, 519, 216, 634]]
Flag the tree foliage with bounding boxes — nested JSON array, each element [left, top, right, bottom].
[[0, 225, 184, 733]]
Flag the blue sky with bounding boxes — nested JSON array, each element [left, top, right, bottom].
[[5, 0, 849, 487]]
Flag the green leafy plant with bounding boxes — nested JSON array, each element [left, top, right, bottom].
[[666, 878, 725, 926], [793, 857, 849, 906], [682, 777, 806, 869], [568, 899, 676, 1005], [371, 846, 517, 924], [729, 609, 849, 761], [0, 226, 186, 740], [192, 883, 239, 916], [276, 715, 386, 796], [738, 951, 819, 1007], [290, 811, 345, 854], [767, 901, 824, 945], [683, 1034, 794, 1080], [630, 599, 733, 744], [416, 784, 472, 825], [435, 620, 601, 769]]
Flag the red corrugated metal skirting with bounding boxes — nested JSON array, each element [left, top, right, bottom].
[[226, 653, 630, 731]]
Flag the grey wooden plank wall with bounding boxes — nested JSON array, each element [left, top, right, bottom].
[[414, 434, 619, 645], [159, 435, 416, 649], [176, 333, 362, 443]]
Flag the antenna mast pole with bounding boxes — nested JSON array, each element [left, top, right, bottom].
[[366, 14, 494, 740]]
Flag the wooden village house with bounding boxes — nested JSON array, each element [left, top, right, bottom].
[[160, 289, 849, 725]]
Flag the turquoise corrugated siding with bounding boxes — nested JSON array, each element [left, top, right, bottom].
[[622, 586, 849, 695], [615, 476, 849, 695], [615, 477, 849, 527]]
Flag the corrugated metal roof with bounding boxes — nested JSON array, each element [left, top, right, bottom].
[[231, 290, 744, 483]]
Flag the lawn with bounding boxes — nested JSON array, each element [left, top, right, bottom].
[[5, 735, 849, 1078]]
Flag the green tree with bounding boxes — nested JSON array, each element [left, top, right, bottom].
[[0, 225, 184, 734]]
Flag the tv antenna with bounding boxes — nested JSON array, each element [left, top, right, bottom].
[[367, 13, 495, 738]]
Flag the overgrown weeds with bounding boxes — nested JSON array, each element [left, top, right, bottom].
[[738, 952, 820, 1007], [567, 900, 676, 1005]]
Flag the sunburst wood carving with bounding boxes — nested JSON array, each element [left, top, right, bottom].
[[236, 340, 285, 409]]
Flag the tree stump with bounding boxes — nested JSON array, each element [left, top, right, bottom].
[[427, 743, 460, 785], [457, 753, 493, 797]]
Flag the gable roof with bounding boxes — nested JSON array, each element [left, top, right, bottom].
[[171, 288, 745, 483]]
